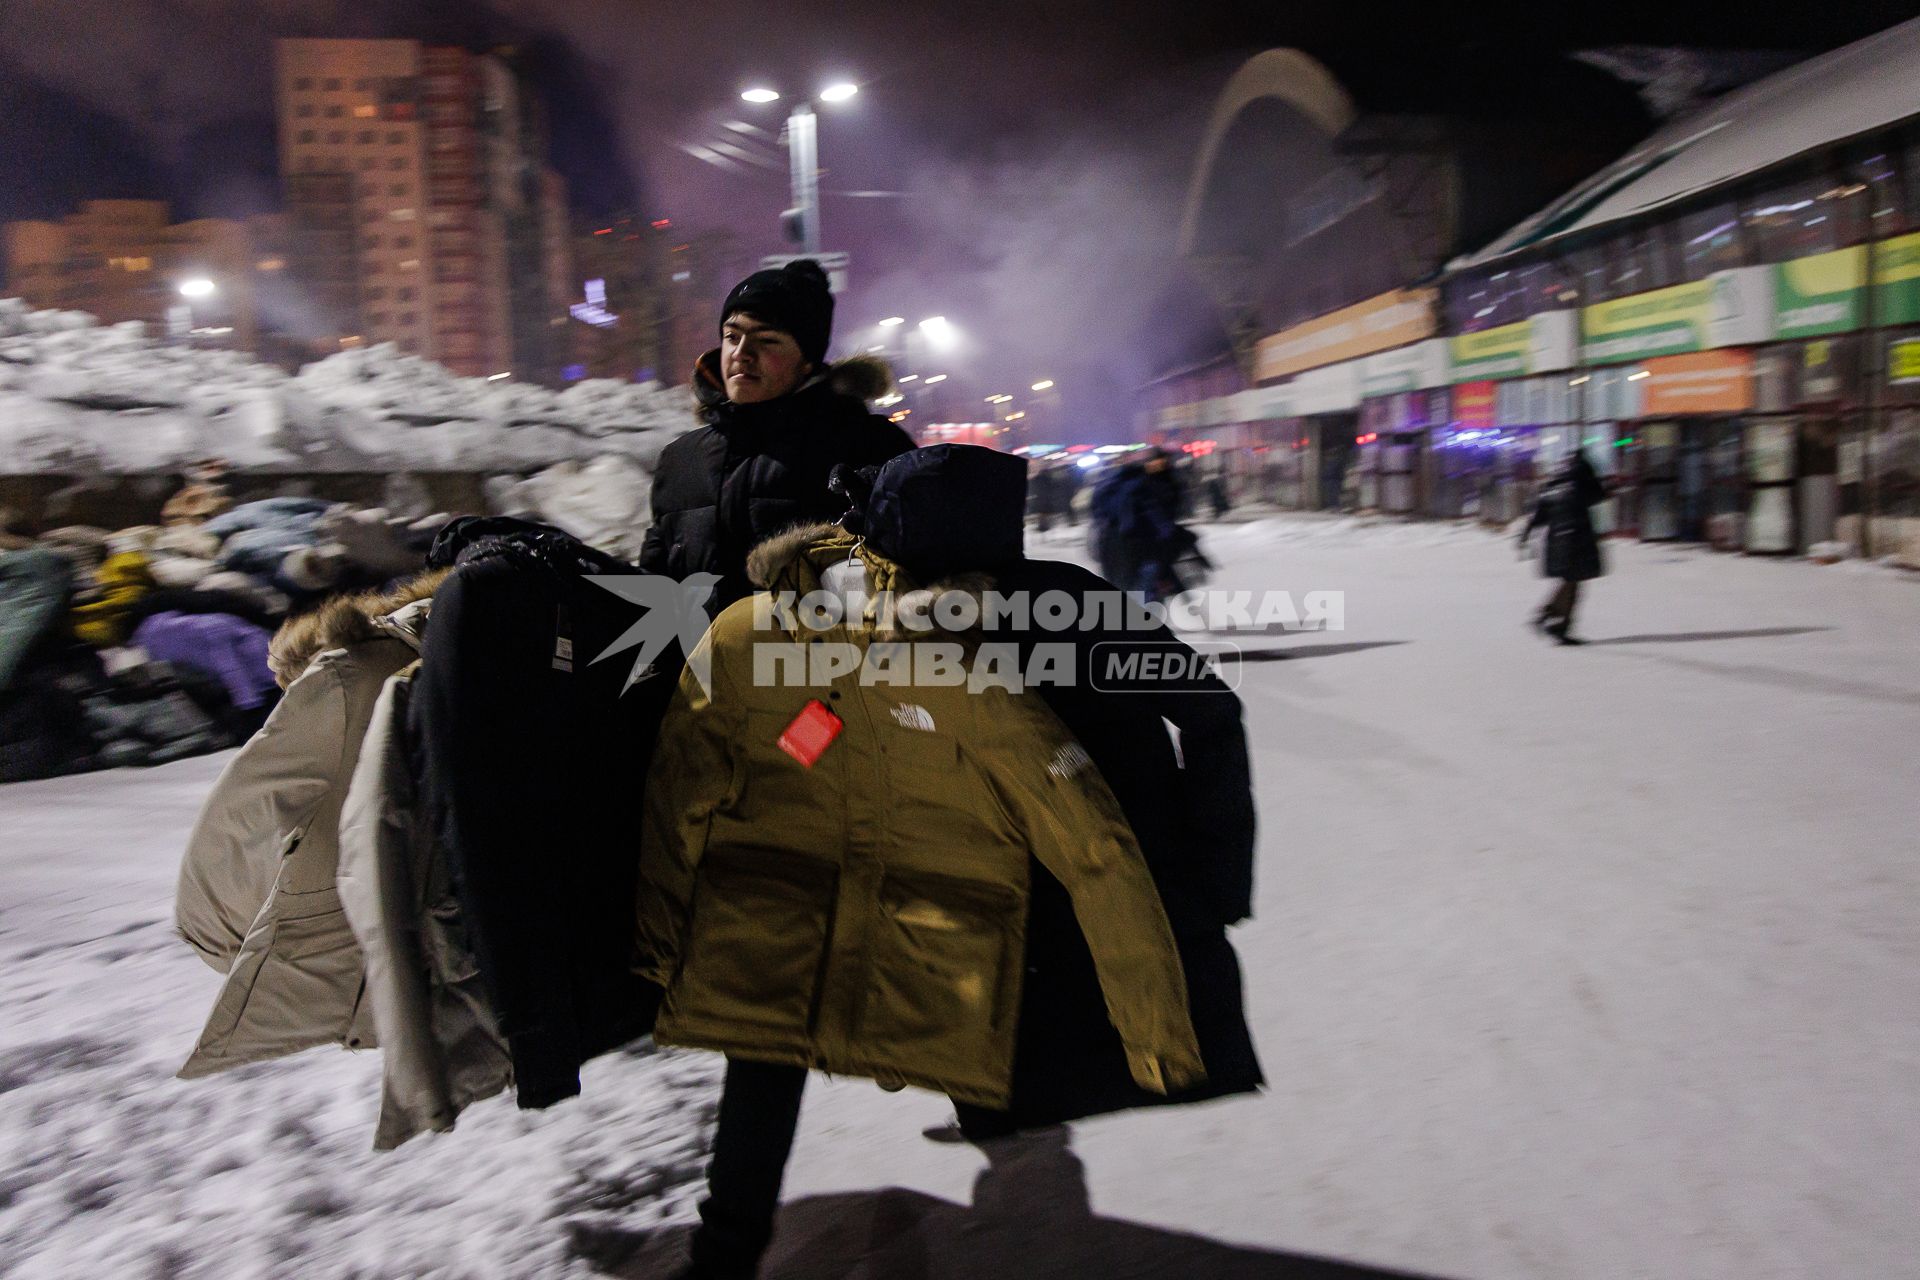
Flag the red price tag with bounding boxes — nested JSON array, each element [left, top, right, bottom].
[[777, 700, 843, 768]]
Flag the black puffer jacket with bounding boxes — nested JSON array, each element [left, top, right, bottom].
[[639, 350, 912, 612], [413, 519, 675, 1107]]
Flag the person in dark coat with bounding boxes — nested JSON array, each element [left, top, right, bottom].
[[638, 259, 913, 616], [843, 446, 1259, 1139], [1519, 449, 1608, 645], [1089, 460, 1145, 590]]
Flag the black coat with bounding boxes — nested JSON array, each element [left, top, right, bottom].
[[412, 522, 674, 1107], [638, 352, 913, 613], [952, 558, 1262, 1131], [1524, 455, 1607, 583], [853, 445, 1260, 1131]]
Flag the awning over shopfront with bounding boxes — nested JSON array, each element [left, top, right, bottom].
[[1450, 17, 1920, 271]]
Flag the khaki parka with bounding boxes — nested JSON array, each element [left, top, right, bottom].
[[174, 598, 428, 1077], [636, 525, 1204, 1108]]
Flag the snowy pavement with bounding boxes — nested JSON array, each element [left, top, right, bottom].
[[2, 514, 1917, 1278]]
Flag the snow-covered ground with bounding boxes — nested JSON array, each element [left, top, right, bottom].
[[2, 514, 1916, 1279]]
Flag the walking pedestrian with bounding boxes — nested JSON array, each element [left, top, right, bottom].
[[1519, 449, 1608, 644]]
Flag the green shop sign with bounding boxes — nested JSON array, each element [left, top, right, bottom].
[[1774, 246, 1867, 339], [1581, 280, 1718, 363], [1875, 231, 1920, 326], [1449, 322, 1531, 380]]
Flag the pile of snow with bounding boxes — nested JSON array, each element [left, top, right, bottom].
[[0, 299, 692, 475]]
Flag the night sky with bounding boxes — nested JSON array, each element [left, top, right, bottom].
[[3, 1, 1915, 429]]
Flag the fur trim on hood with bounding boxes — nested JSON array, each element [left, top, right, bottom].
[[266, 567, 449, 688], [828, 353, 895, 403], [747, 522, 840, 591], [744, 522, 999, 643]]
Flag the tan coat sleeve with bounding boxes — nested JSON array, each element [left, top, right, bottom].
[[635, 627, 743, 986], [973, 692, 1206, 1096], [175, 656, 347, 970]]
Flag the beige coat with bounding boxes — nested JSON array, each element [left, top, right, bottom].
[[174, 601, 426, 1077], [337, 659, 512, 1150]]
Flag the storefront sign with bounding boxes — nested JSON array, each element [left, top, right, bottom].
[[1583, 281, 1715, 363], [1454, 380, 1497, 429], [1638, 350, 1754, 415], [1581, 268, 1771, 364], [1448, 311, 1578, 382], [1290, 360, 1362, 414], [1888, 336, 1920, 386], [1254, 289, 1437, 382], [1450, 322, 1531, 380], [1774, 246, 1867, 339], [1359, 338, 1450, 396], [1873, 231, 1920, 326]]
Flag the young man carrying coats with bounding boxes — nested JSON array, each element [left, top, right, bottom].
[[638, 259, 913, 616]]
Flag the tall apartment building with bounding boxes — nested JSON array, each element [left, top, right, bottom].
[[274, 38, 573, 381], [3, 200, 260, 350]]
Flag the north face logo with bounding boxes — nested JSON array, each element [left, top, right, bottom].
[[1047, 742, 1092, 780], [891, 703, 936, 732]]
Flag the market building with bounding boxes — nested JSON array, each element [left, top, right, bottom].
[[1151, 17, 1920, 562]]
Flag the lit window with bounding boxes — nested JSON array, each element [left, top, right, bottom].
[[257, 258, 286, 271], [391, 208, 415, 221], [399, 259, 420, 270], [354, 104, 376, 119]]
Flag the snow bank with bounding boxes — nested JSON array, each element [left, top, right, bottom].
[[0, 299, 692, 476]]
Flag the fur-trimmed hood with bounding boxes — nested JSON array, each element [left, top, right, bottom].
[[744, 522, 997, 642], [267, 568, 447, 687]]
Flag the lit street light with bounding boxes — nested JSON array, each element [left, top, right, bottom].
[[743, 79, 862, 255], [923, 374, 948, 385], [1031, 379, 1055, 392], [878, 316, 905, 327], [179, 278, 216, 299]]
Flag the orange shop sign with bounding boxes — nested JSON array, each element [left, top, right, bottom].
[[1639, 351, 1754, 415], [1254, 288, 1438, 382], [1453, 380, 1497, 429]]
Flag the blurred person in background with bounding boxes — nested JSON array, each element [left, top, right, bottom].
[[1519, 449, 1608, 645]]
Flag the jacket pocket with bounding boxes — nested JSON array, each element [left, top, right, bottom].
[[671, 851, 837, 1037], [858, 873, 1018, 1073]]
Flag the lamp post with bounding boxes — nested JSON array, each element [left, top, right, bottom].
[[173, 277, 217, 345], [742, 81, 859, 256]]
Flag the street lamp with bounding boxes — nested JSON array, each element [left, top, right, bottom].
[[878, 316, 905, 327], [1030, 379, 1054, 392], [179, 278, 216, 299], [742, 80, 862, 255]]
